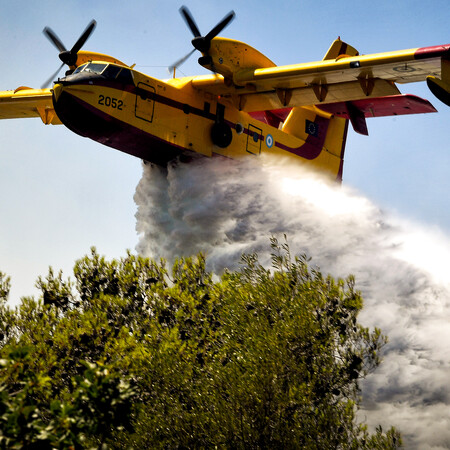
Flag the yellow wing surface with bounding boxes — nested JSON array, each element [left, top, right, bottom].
[[192, 39, 450, 111], [1, 39, 447, 125], [0, 48, 129, 125], [0, 87, 61, 124]]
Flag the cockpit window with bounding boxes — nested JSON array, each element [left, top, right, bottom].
[[70, 62, 134, 85], [84, 63, 107, 74], [116, 68, 134, 85], [73, 64, 87, 74], [102, 64, 122, 79]]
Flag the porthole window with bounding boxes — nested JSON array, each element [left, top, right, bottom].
[[235, 123, 244, 134]]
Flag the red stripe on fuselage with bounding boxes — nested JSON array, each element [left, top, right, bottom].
[[55, 80, 330, 164], [274, 116, 329, 160]]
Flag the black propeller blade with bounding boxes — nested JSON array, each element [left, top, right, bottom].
[[41, 19, 97, 88], [169, 6, 235, 73], [43, 27, 67, 53], [41, 62, 65, 90], [70, 20, 96, 56], [180, 6, 201, 38], [169, 48, 196, 74], [203, 10, 235, 43]]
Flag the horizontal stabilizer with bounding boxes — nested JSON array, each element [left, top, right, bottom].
[[318, 94, 436, 135], [248, 95, 436, 135], [320, 93, 436, 117]]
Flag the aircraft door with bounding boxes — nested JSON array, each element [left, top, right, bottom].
[[135, 82, 156, 122]]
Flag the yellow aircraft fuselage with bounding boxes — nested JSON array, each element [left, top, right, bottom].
[[1, 31, 447, 182], [52, 61, 348, 180]]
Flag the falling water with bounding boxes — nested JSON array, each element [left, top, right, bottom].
[[134, 155, 450, 448]]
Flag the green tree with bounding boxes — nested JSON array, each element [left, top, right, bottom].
[[0, 346, 137, 449], [0, 240, 402, 448], [0, 272, 10, 303]]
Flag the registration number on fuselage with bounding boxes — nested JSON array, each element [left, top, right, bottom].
[[98, 95, 123, 110]]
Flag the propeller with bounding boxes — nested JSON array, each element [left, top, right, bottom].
[[41, 19, 97, 88], [169, 6, 235, 74]]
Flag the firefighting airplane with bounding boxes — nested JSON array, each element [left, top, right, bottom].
[[0, 7, 449, 181]]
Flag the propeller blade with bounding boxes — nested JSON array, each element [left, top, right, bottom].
[[42, 20, 97, 84], [179, 6, 201, 38], [204, 11, 235, 41], [169, 48, 196, 73], [71, 19, 97, 54], [173, 8, 236, 74], [41, 62, 65, 89], [43, 27, 67, 52]]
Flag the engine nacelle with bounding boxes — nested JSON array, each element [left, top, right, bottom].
[[427, 76, 450, 107]]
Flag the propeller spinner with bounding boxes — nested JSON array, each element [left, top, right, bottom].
[[42, 20, 97, 88], [169, 6, 235, 74]]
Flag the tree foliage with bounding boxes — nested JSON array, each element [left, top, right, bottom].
[[0, 240, 401, 448]]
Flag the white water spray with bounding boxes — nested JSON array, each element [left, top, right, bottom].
[[134, 155, 450, 448]]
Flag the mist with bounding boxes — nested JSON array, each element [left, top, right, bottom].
[[134, 155, 450, 449]]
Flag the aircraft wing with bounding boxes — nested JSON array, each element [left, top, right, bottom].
[[192, 43, 450, 112], [233, 44, 449, 88], [0, 87, 61, 124]]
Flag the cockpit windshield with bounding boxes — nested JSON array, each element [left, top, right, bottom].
[[71, 62, 133, 84], [102, 65, 122, 79], [72, 64, 87, 75], [84, 63, 108, 74]]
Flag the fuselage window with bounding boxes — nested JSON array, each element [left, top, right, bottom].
[[84, 63, 107, 74]]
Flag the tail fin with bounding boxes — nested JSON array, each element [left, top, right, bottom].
[[281, 106, 349, 181]]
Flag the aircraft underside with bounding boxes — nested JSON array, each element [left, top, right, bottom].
[[53, 89, 184, 166]]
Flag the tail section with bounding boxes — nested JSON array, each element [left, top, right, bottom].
[[281, 106, 349, 181], [270, 38, 357, 181]]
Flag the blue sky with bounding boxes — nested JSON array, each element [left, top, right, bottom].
[[0, 0, 448, 301]]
